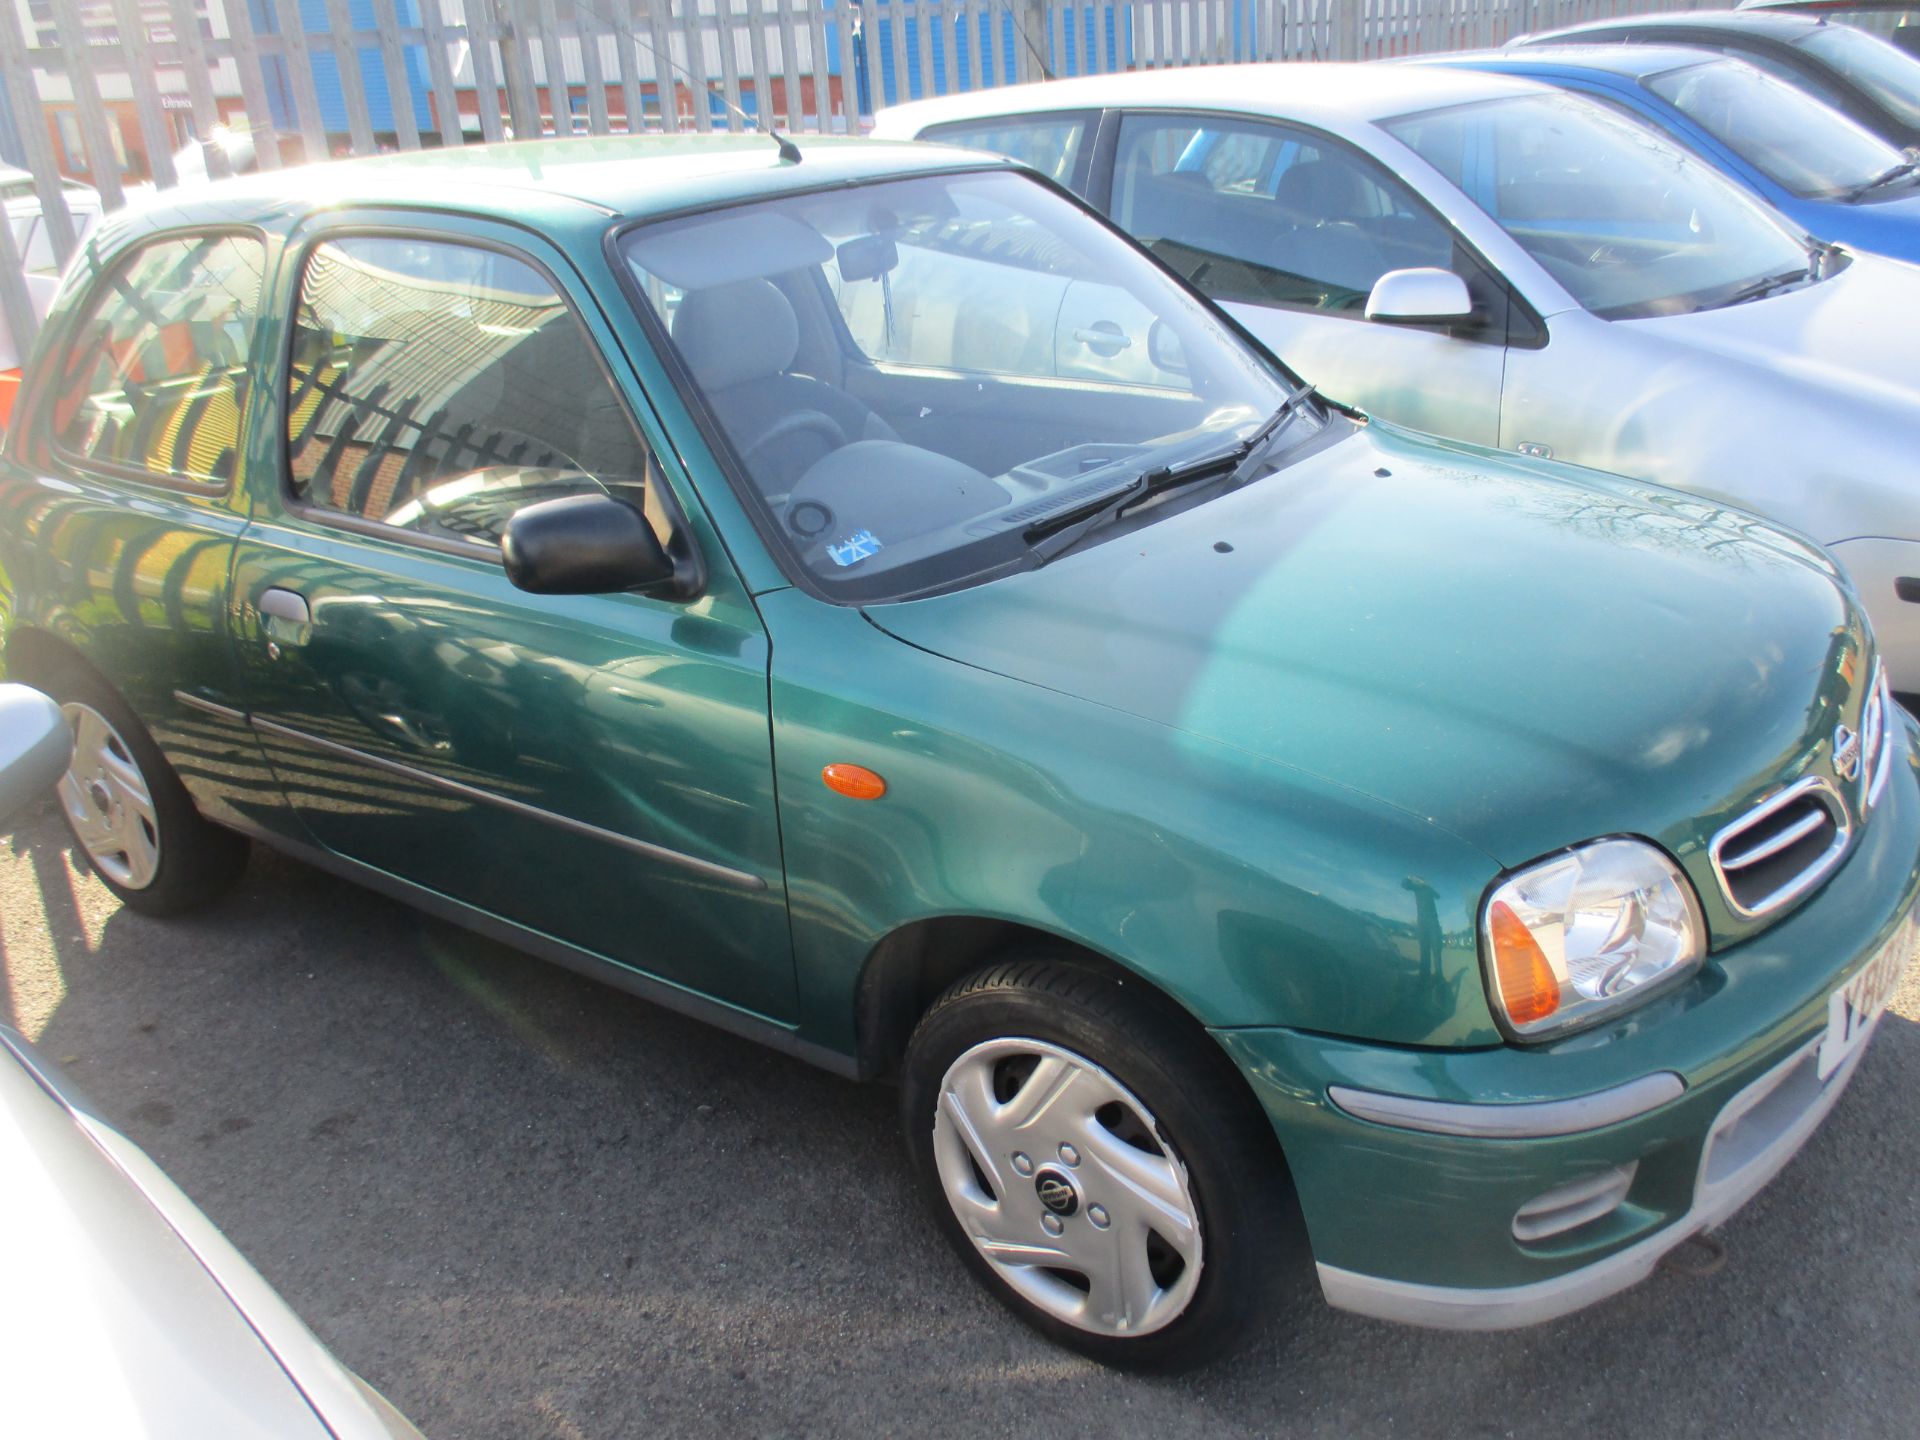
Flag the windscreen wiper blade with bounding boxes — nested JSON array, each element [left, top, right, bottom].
[[1219, 380, 1321, 493], [1846, 158, 1920, 202], [1025, 382, 1319, 566], [1704, 268, 1813, 311]]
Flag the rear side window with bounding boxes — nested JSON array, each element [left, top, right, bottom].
[[920, 114, 1092, 185], [285, 235, 664, 551], [49, 231, 266, 485]]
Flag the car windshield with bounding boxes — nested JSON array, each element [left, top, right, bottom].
[[1646, 56, 1907, 199], [1384, 92, 1814, 319], [1794, 22, 1920, 130], [619, 169, 1315, 601]]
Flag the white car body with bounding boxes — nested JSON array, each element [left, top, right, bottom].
[[875, 65, 1920, 686], [0, 1025, 423, 1437], [0, 167, 102, 370]]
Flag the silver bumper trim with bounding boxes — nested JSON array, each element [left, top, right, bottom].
[[1318, 1017, 1879, 1330], [1326, 1071, 1685, 1139]]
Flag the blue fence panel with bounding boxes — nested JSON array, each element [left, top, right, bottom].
[[1051, 5, 1121, 76], [251, 0, 433, 137], [849, 1, 1026, 112]]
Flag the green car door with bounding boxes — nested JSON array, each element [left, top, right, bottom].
[[226, 215, 795, 1022]]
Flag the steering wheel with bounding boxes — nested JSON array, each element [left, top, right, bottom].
[[741, 411, 847, 471]]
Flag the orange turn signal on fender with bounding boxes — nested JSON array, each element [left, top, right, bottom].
[[1487, 900, 1560, 1027], [822, 763, 887, 800]]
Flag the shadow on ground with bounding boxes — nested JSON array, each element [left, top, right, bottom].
[[3, 802, 1915, 1439]]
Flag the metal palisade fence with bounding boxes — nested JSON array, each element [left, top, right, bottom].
[[0, 0, 1832, 355]]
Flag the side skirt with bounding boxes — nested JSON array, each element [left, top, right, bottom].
[[216, 812, 860, 1080]]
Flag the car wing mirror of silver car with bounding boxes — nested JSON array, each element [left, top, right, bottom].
[[1364, 267, 1477, 327]]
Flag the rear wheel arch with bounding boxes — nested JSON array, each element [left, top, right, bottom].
[[3, 623, 104, 694]]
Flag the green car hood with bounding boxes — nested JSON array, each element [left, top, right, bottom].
[[867, 423, 1864, 895]]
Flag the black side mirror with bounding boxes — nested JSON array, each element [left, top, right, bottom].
[[502, 493, 680, 596], [0, 684, 71, 829]]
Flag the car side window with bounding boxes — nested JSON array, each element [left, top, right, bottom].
[[49, 231, 266, 485], [286, 235, 668, 551], [1110, 114, 1461, 318], [919, 114, 1091, 185]]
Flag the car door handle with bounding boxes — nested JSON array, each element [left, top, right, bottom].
[[259, 588, 311, 625], [258, 588, 311, 659], [1073, 322, 1133, 357]]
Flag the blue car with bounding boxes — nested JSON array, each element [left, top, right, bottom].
[[1515, 9, 1920, 150], [1419, 46, 1920, 263]]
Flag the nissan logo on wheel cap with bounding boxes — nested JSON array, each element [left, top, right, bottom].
[[1034, 1168, 1079, 1217]]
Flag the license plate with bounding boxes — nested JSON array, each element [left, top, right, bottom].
[[1817, 913, 1914, 1080]]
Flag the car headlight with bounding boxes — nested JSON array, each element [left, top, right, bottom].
[[1862, 659, 1892, 810], [1482, 838, 1706, 1041]]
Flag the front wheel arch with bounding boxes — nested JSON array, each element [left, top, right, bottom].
[[855, 916, 1201, 1083]]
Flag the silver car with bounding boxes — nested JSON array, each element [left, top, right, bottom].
[[875, 64, 1920, 687], [0, 684, 423, 1439]]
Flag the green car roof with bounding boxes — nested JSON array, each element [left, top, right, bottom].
[[110, 133, 1009, 241]]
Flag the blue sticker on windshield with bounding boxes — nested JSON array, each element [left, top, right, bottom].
[[828, 530, 882, 567]]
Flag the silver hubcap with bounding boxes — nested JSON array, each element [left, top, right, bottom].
[[932, 1037, 1203, 1337], [56, 702, 160, 890]]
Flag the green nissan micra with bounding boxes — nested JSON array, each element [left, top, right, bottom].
[[1, 135, 1914, 1370]]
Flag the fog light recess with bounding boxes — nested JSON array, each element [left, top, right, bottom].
[[1512, 1162, 1637, 1244]]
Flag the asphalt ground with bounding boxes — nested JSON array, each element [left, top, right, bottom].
[[4, 797, 1918, 1440]]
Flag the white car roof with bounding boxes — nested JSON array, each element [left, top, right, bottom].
[[875, 61, 1548, 136]]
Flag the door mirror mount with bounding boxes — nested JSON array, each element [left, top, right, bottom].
[[1364, 268, 1476, 327], [0, 684, 71, 830], [502, 493, 695, 598]]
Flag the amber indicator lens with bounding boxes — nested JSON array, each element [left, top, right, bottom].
[[1488, 900, 1561, 1026], [822, 763, 887, 800]]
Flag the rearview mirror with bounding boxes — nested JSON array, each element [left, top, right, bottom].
[[0, 684, 71, 830], [502, 493, 679, 596], [1364, 268, 1475, 327], [837, 233, 899, 282]]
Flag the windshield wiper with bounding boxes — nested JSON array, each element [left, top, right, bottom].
[[1701, 267, 1814, 312], [1845, 157, 1920, 202], [1025, 382, 1319, 565]]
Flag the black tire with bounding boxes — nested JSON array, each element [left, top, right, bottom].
[[43, 661, 248, 916], [900, 952, 1299, 1372]]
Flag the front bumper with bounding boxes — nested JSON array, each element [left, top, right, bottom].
[[1214, 727, 1920, 1329]]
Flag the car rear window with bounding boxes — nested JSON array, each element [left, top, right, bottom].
[[47, 231, 266, 486]]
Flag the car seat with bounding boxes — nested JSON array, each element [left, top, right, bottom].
[[1270, 159, 1393, 303], [673, 278, 898, 493]]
